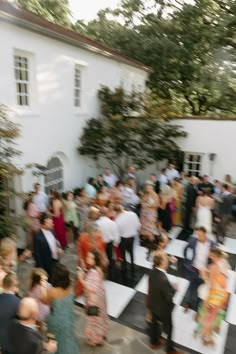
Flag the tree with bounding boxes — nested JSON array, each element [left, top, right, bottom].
[[75, 0, 236, 117], [0, 105, 22, 239], [78, 86, 186, 178], [18, 0, 71, 27]]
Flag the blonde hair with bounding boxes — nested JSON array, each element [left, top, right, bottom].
[[161, 184, 172, 198], [0, 238, 16, 259]]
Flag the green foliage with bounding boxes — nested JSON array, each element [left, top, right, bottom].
[[75, 0, 236, 117], [18, 0, 71, 27], [78, 87, 186, 178], [0, 105, 22, 239]]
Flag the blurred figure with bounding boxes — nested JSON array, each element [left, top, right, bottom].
[[224, 174, 233, 185], [42, 264, 80, 354], [78, 249, 109, 347], [198, 175, 214, 195], [158, 185, 172, 232], [85, 177, 97, 199], [195, 190, 215, 234], [23, 193, 40, 251], [95, 185, 110, 207], [51, 191, 67, 248], [166, 163, 180, 182], [63, 191, 79, 245], [0, 272, 20, 354], [215, 184, 234, 243], [34, 213, 61, 281], [75, 188, 90, 233], [159, 168, 168, 187], [0, 257, 7, 292], [150, 173, 160, 194], [172, 178, 184, 226], [110, 180, 124, 205], [122, 179, 140, 212], [183, 176, 199, 235], [11, 297, 57, 354], [103, 168, 117, 188], [32, 183, 48, 213], [115, 205, 141, 276], [95, 174, 108, 190], [29, 268, 50, 322]]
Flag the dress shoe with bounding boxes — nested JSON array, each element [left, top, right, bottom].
[[167, 350, 183, 354]]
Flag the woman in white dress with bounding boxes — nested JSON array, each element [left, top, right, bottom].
[[195, 190, 215, 234]]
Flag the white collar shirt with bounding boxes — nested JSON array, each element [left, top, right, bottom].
[[103, 174, 117, 188], [166, 169, 180, 182], [96, 216, 120, 245], [115, 211, 141, 238], [193, 240, 210, 270], [41, 229, 58, 260]]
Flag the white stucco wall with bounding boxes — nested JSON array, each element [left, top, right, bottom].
[[175, 119, 236, 181], [0, 20, 148, 192]]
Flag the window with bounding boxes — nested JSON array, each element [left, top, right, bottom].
[[14, 55, 30, 106], [184, 153, 202, 177], [74, 65, 81, 107], [45, 157, 63, 195]]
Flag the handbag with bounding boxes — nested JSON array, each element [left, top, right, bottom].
[[86, 306, 100, 316]]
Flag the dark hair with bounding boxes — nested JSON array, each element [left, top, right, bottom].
[[88, 177, 95, 184], [30, 268, 47, 289], [202, 188, 210, 196], [196, 226, 207, 233], [115, 180, 122, 187], [222, 183, 229, 190], [34, 183, 40, 188], [39, 212, 51, 225], [161, 168, 166, 173], [66, 191, 73, 199], [51, 263, 71, 289], [97, 185, 105, 193], [89, 248, 101, 267]]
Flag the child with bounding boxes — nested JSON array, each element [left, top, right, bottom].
[[29, 268, 50, 322]]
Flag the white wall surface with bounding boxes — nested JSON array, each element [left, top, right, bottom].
[[0, 21, 148, 192], [175, 119, 236, 181]]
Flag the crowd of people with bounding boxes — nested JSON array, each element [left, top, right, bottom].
[[0, 164, 235, 354]]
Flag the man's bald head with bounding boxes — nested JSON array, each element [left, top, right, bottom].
[[18, 297, 39, 321]]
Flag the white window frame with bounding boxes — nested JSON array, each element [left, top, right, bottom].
[[13, 49, 38, 115], [74, 64, 81, 108], [14, 54, 30, 106], [184, 152, 203, 177]]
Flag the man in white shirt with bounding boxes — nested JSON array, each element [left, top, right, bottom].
[[183, 227, 216, 311], [166, 163, 180, 182], [103, 168, 117, 188], [114, 205, 141, 276], [84, 177, 97, 199], [159, 168, 168, 187], [96, 207, 120, 279], [32, 183, 48, 212]]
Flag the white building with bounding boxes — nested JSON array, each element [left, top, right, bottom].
[[0, 0, 149, 194], [175, 118, 236, 182]]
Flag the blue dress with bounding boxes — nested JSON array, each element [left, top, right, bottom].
[[47, 292, 80, 354]]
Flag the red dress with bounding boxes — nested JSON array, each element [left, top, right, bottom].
[[53, 209, 67, 248]]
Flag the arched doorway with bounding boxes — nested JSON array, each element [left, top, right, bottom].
[[45, 156, 64, 194]]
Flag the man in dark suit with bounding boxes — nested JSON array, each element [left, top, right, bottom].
[[34, 213, 60, 280], [147, 251, 182, 354], [183, 227, 216, 311], [215, 183, 234, 243], [183, 176, 199, 236], [10, 297, 57, 354], [0, 273, 20, 354]]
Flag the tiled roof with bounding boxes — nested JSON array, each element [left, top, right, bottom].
[[0, 0, 151, 72]]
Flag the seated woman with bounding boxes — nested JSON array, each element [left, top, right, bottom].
[[75, 223, 107, 297], [78, 249, 109, 347]]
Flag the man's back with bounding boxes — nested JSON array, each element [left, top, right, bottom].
[[0, 293, 20, 352], [10, 320, 43, 354], [220, 193, 234, 216]]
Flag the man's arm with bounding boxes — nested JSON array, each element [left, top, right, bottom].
[[161, 276, 175, 304]]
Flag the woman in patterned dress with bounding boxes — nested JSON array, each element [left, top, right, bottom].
[[78, 248, 109, 346]]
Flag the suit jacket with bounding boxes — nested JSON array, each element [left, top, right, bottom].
[[148, 268, 175, 320], [0, 294, 20, 352], [183, 236, 216, 270], [10, 320, 43, 354], [218, 193, 234, 217], [34, 229, 56, 278], [185, 183, 198, 210]]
